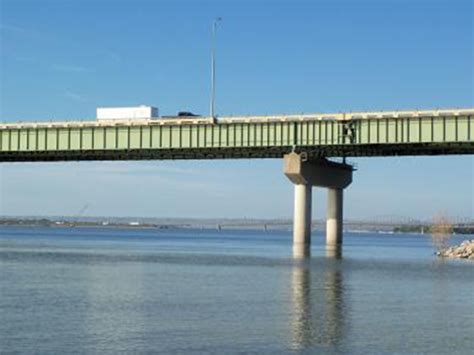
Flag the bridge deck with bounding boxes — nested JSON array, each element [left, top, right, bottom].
[[1, 109, 473, 161]]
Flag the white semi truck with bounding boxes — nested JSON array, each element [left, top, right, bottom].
[[96, 105, 159, 121]]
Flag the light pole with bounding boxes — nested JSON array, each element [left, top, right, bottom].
[[210, 17, 222, 119]]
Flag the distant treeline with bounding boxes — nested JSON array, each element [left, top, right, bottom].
[[0, 218, 171, 229], [393, 225, 474, 235], [0, 218, 54, 226]]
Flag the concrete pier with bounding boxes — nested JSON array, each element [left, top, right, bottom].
[[284, 152, 353, 250], [293, 184, 312, 247], [327, 188, 343, 247]]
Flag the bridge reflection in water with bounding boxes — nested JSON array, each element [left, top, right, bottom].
[[290, 245, 346, 351]]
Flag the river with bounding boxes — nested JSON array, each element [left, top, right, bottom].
[[1, 226, 473, 354]]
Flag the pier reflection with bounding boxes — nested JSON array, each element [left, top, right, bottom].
[[326, 245, 343, 259], [290, 245, 346, 351], [292, 244, 311, 259]]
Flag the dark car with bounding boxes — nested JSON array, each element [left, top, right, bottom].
[[177, 111, 200, 117]]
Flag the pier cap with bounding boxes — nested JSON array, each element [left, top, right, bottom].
[[284, 152, 353, 188]]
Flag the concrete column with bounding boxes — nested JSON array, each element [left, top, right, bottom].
[[326, 188, 343, 246], [293, 184, 312, 246]]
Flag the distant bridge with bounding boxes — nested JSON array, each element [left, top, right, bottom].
[[215, 219, 474, 232]]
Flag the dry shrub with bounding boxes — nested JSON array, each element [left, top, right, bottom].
[[430, 213, 453, 251]]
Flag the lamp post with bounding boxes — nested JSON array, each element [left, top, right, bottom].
[[210, 17, 222, 120]]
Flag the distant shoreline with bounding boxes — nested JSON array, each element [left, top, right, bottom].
[[1, 217, 473, 234], [0, 218, 186, 230]]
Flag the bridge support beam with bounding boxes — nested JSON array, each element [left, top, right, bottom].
[[284, 152, 353, 252]]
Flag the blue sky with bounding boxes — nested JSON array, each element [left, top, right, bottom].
[[0, 0, 473, 220]]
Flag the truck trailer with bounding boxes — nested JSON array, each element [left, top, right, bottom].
[[96, 105, 159, 121]]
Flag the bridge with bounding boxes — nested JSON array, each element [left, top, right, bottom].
[[2, 108, 473, 256]]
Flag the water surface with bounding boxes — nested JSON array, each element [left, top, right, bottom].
[[1, 227, 473, 354]]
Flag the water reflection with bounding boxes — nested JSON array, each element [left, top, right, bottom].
[[293, 244, 311, 259], [82, 256, 148, 349], [326, 245, 343, 259], [291, 259, 313, 349], [290, 247, 346, 351]]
